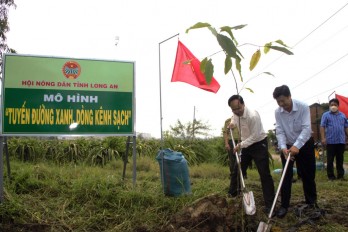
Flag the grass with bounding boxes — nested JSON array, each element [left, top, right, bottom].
[[1, 155, 348, 231]]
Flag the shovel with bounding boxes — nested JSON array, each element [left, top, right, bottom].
[[230, 128, 256, 215], [257, 152, 292, 232]]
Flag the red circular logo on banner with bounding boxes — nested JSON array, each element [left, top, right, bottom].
[[62, 61, 81, 79]]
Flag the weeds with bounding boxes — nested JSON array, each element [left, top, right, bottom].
[[1, 138, 348, 231]]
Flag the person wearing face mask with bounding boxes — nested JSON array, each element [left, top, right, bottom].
[[272, 85, 318, 218], [320, 98, 348, 181]]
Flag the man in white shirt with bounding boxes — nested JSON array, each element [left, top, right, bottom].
[[228, 95, 275, 215]]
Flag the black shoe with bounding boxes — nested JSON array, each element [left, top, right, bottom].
[[328, 177, 336, 181], [263, 207, 276, 218], [276, 207, 288, 218]]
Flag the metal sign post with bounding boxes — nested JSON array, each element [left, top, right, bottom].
[[0, 136, 4, 203]]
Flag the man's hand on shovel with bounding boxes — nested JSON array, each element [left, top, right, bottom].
[[282, 146, 299, 161], [233, 143, 241, 154]]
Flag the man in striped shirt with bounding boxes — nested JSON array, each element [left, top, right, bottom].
[[320, 98, 348, 180]]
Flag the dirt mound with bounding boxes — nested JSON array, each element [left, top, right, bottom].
[[161, 193, 259, 232]]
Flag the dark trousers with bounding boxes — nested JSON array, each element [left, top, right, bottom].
[[280, 137, 317, 208], [228, 139, 247, 174], [228, 139, 244, 195], [326, 144, 346, 179], [230, 137, 275, 208]]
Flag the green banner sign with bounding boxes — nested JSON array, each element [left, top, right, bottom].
[[1, 54, 135, 136]]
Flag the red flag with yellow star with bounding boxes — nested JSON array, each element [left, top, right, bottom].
[[171, 41, 220, 93]]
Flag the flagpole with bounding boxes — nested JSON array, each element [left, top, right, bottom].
[[158, 33, 179, 148], [328, 91, 335, 101]]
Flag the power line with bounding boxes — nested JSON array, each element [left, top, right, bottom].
[[292, 2, 348, 48], [256, 2, 348, 110], [207, 2, 348, 91], [292, 51, 348, 89], [303, 81, 348, 102], [307, 24, 348, 52], [257, 51, 348, 110], [252, 1, 348, 79]]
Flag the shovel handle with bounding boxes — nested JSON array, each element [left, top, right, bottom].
[[268, 153, 292, 219], [229, 127, 246, 189]]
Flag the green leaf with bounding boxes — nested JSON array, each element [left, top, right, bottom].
[[224, 56, 232, 74], [220, 25, 247, 46], [208, 27, 218, 36], [201, 59, 214, 84], [245, 88, 254, 93], [249, 49, 261, 71], [200, 57, 208, 70], [216, 33, 243, 59], [220, 24, 247, 31], [231, 24, 248, 30], [264, 42, 272, 54], [269, 46, 294, 55], [235, 57, 243, 82], [186, 22, 212, 33], [263, 72, 274, 77], [220, 26, 236, 43], [206, 60, 214, 85], [275, 39, 289, 48]]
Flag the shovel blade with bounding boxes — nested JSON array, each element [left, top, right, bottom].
[[243, 191, 256, 215], [257, 221, 271, 232]]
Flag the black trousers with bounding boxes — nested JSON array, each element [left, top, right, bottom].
[[228, 139, 247, 175], [230, 137, 275, 208], [326, 143, 346, 179], [280, 137, 317, 208], [228, 139, 247, 196]]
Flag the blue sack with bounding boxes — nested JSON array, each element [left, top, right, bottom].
[[156, 149, 191, 196]]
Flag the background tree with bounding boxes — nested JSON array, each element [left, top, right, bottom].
[[0, 0, 16, 76], [169, 119, 211, 140], [267, 129, 276, 144], [321, 102, 329, 112]]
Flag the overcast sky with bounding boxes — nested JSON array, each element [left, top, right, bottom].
[[7, 0, 348, 138]]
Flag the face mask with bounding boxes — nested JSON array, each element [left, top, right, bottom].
[[330, 106, 338, 113]]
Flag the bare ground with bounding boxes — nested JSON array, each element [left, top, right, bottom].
[[156, 192, 347, 232]]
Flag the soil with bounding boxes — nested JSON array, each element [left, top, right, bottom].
[[156, 193, 347, 232], [2, 190, 347, 232], [159, 193, 258, 232], [153, 151, 348, 232], [3, 191, 346, 232]]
